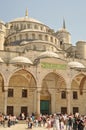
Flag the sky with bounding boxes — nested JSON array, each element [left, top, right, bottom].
[[0, 0, 86, 45]]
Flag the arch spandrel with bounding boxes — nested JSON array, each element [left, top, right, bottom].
[[71, 73, 86, 94], [0, 73, 4, 92], [8, 69, 37, 91], [0, 71, 7, 87], [70, 73, 86, 95], [79, 76, 86, 95]]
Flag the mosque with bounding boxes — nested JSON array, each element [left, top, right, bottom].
[[0, 9, 86, 117]]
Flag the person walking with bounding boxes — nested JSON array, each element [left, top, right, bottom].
[[77, 116, 84, 130], [46, 117, 51, 130], [54, 115, 60, 130], [72, 116, 78, 130]]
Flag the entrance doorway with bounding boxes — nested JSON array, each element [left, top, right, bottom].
[[40, 100, 50, 114], [21, 106, 28, 118]]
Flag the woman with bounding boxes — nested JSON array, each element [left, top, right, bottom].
[[46, 118, 51, 130]]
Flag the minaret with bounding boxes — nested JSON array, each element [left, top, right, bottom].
[[55, 18, 71, 49], [63, 18, 66, 29], [25, 8, 28, 18]]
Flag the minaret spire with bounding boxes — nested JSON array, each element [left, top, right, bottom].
[[63, 18, 66, 29], [25, 8, 28, 18]]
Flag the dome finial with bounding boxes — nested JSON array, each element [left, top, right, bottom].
[[25, 8, 28, 18]]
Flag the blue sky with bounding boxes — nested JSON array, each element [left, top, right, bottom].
[[0, 0, 86, 45]]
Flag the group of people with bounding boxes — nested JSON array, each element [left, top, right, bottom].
[[0, 112, 18, 127], [25, 112, 86, 130], [0, 111, 86, 130]]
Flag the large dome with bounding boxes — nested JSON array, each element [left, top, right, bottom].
[[11, 16, 42, 24], [10, 9, 43, 24]]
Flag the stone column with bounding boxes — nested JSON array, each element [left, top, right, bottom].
[[33, 90, 36, 113], [4, 86, 8, 115], [36, 90, 40, 116], [66, 90, 71, 114], [51, 90, 56, 114], [66, 69, 72, 115]]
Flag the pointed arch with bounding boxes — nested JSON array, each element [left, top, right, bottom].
[[79, 76, 86, 95], [8, 69, 37, 90]]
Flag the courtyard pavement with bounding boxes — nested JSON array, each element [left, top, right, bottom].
[[0, 121, 54, 130]]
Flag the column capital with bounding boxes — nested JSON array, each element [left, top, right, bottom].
[[4, 86, 8, 92], [66, 89, 71, 93]]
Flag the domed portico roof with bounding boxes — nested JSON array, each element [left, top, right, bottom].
[[37, 51, 60, 59], [10, 56, 33, 65], [68, 61, 85, 68], [33, 51, 60, 65]]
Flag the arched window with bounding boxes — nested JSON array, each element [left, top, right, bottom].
[[39, 34, 42, 40], [27, 24, 30, 29], [14, 36, 16, 41], [32, 34, 35, 39], [40, 26, 43, 30], [34, 25, 38, 29], [55, 39, 57, 44], [43, 45, 46, 50], [21, 24, 23, 30], [33, 45, 36, 50], [16, 24, 19, 30], [51, 46, 54, 51], [25, 33, 28, 39], [20, 34, 22, 40], [45, 35, 48, 41], [50, 37, 53, 42], [24, 24, 26, 29], [60, 40, 63, 46], [14, 25, 16, 30]]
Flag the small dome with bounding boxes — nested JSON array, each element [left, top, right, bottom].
[[56, 28, 70, 34], [10, 56, 33, 65], [37, 51, 60, 59], [68, 61, 85, 68], [56, 19, 70, 34]]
